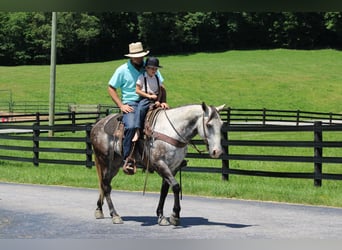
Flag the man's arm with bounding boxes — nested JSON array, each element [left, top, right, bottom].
[[108, 86, 134, 113]]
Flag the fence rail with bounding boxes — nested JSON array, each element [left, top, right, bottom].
[[222, 122, 342, 184], [0, 101, 117, 114], [1, 108, 342, 186], [220, 107, 342, 125]]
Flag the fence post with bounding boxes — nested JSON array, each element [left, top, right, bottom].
[[35, 112, 40, 123], [71, 111, 76, 133], [85, 124, 93, 168], [226, 107, 231, 124], [221, 125, 229, 181], [32, 122, 40, 166], [329, 112, 332, 124], [96, 104, 101, 119], [314, 121, 323, 187], [296, 110, 300, 126], [262, 108, 266, 125]]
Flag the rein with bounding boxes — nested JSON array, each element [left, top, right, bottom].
[[163, 109, 208, 154]]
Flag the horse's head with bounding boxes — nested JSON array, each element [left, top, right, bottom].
[[200, 102, 225, 158]]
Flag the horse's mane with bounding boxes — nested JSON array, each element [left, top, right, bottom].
[[169, 103, 200, 109]]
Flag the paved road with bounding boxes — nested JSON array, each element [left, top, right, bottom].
[[0, 182, 341, 239]]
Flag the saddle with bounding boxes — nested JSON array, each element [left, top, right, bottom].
[[107, 107, 161, 157], [144, 107, 163, 139], [103, 107, 160, 174]]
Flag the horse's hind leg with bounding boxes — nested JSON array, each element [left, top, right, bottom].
[[103, 179, 123, 224], [94, 156, 123, 224], [95, 190, 105, 219], [96, 177, 123, 224], [94, 157, 105, 219]]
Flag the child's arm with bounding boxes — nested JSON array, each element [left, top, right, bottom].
[[136, 85, 157, 100]]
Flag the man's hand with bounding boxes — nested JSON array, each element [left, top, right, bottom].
[[120, 104, 134, 113]]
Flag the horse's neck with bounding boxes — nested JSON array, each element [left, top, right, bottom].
[[156, 105, 202, 141]]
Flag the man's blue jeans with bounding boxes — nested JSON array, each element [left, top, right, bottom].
[[122, 101, 139, 160]]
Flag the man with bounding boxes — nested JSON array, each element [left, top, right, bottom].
[[108, 42, 164, 175]]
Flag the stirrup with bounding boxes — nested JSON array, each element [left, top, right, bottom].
[[122, 158, 137, 175]]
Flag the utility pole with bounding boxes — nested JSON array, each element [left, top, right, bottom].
[[49, 12, 57, 136]]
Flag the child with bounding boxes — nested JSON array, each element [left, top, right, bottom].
[[133, 57, 169, 141]]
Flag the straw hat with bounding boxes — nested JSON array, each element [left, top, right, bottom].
[[124, 42, 150, 58]]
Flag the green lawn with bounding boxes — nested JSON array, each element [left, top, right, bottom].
[[1, 49, 342, 207], [1, 49, 342, 112]]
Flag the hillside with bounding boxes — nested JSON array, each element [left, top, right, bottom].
[[1, 49, 342, 113]]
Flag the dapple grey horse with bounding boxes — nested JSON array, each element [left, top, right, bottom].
[[91, 102, 224, 226]]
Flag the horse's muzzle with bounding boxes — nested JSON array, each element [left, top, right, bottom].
[[211, 148, 223, 158]]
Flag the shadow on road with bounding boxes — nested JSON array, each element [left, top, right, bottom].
[[122, 216, 254, 228]]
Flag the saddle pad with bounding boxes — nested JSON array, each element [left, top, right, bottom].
[[104, 113, 123, 135]]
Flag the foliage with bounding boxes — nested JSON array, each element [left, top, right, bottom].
[[1, 12, 342, 65]]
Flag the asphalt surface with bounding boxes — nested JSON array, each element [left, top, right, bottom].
[[0, 182, 341, 239]]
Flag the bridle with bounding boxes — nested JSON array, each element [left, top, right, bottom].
[[163, 106, 217, 154]]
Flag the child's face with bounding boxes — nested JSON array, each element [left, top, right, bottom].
[[146, 66, 158, 76]]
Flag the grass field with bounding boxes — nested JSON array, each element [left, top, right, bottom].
[[1, 49, 342, 112], [1, 49, 342, 207]]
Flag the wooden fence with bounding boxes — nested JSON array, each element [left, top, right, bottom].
[[221, 121, 342, 185], [1, 108, 342, 186]]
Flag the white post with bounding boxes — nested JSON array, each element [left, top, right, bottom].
[[49, 12, 57, 136]]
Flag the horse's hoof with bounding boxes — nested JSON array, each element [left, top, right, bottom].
[[112, 215, 123, 224], [169, 213, 180, 226], [158, 216, 170, 226], [122, 161, 136, 175], [95, 209, 104, 219]]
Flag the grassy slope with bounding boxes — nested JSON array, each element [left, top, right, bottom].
[[1, 49, 342, 112], [1, 49, 342, 207]]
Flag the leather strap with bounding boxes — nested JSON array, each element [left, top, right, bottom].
[[144, 108, 187, 148], [152, 131, 187, 148]]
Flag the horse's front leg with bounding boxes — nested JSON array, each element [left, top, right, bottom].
[[169, 180, 181, 226], [156, 179, 170, 225], [155, 161, 181, 226]]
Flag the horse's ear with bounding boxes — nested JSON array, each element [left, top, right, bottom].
[[201, 102, 207, 112], [216, 104, 225, 112]]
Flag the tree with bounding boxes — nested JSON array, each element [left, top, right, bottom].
[[94, 12, 139, 61], [26, 12, 52, 64], [324, 12, 342, 48], [1, 11, 342, 65], [56, 12, 101, 63], [0, 12, 32, 65], [271, 12, 327, 49], [137, 12, 186, 54]]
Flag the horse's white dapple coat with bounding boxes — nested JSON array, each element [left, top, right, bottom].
[[91, 102, 224, 226]]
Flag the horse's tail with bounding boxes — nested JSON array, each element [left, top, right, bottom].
[[94, 153, 103, 187]]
